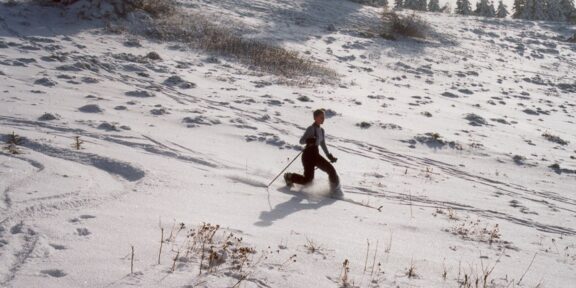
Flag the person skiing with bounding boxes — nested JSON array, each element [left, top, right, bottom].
[[284, 109, 341, 196]]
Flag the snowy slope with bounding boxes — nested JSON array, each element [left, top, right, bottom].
[[1, 0, 575, 287]]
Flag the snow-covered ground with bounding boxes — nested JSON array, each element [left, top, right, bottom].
[[1, 0, 575, 287]]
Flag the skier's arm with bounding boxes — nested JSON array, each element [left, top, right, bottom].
[[299, 126, 315, 145], [321, 128, 337, 163], [320, 139, 330, 156]]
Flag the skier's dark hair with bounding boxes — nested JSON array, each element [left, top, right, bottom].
[[313, 109, 325, 118]]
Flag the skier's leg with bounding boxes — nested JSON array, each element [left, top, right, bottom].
[[284, 172, 294, 187], [316, 155, 339, 184], [317, 156, 342, 197], [290, 149, 315, 185]]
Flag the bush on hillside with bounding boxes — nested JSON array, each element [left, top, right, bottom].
[[348, 0, 389, 7], [124, 0, 176, 18], [381, 11, 430, 39], [37, 0, 176, 18], [144, 13, 336, 79]]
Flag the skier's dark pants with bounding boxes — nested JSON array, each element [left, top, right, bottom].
[[291, 146, 338, 185]]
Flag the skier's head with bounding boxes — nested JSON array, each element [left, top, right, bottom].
[[313, 109, 325, 125]]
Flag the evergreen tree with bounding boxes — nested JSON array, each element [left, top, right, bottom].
[[440, 3, 451, 13], [560, 0, 576, 22], [456, 0, 473, 15], [496, 0, 509, 18], [463, 0, 472, 15], [521, 0, 534, 19], [475, 0, 491, 16], [404, 0, 417, 9], [533, 0, 548, 20], [394, 0, 404, 9], [547, 0, 565, 21], [418, 0, 428, 11], [475, 0, 483, 15], [512, 0, 525, 18], [487, 0, 496, 17], [428, 0, 441, 12]]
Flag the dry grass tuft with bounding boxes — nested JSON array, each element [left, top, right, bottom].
[[381, 11, 430, 39], [304, 237, 324, 254], [153, 221, 259, 285], [542, 132, 569, 146], [406, 259, 417, 278], [141, 13, 336, 80], [4, 132, 23, 154], [124, 0, 176, 18], [340, 259, 352, 287], [449, 219, 503, 247]]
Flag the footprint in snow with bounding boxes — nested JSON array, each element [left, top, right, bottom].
[[34, 78, 57, 87], [76, 228, 91, 236], [41, 269, 67, 278], [164, 75, 196, 89], [10, 222, 24, 234], [38, 113, 61, 121], [97, 122, 121, 131], [78, 104, 103, 113], [183, 116, 221, 128], [70, 215, 96, 223], [150, 108, 169, 115], [82, 77, 99, 84], [0, 239, 8, 247], [125, 90, 155, 98], [49, 244, 66, 250], [265, 99, 283, 106]]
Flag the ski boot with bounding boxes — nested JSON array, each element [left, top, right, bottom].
[[330, 181, 343, 199], [284, 173, 294, 187]]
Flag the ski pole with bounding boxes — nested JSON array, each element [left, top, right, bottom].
[[267, 150, 304, 187]]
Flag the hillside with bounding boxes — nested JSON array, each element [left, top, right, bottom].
[[1, 0, 575, 287]]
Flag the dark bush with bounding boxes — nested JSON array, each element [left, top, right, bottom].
[[381, 11, 430, 39]]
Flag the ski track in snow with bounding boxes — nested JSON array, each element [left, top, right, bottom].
[[0, 0, 575, 287]]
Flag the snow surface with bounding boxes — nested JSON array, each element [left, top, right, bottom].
[[0, 0, 575, 287]]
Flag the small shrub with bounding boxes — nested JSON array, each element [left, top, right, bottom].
[[357, 121, 372, 129], [549, 163, 561, 171], [547, 163, 576, 175], [406, 260, 417, 278], [157, 222, 258, 279], [297, 95, 311, 102], [465, 113, 489, 127], [381, 11, 430, 39], [411, 133, 463, 150], [449, 220, 502, 246], [4, 132, 23, 154], [512, 155, 526, 165], [73, 136, 84, 150], [542, 133, 569, 146], [304, 238, 323, 254]]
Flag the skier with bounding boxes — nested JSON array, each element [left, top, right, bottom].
[[284, 109, 341, 196]]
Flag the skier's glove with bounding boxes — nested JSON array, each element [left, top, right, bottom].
[[328, 154, 338, 163], [306, 137, 316, 145]]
